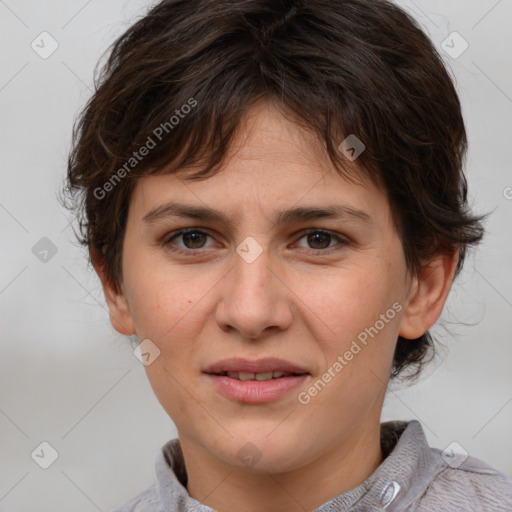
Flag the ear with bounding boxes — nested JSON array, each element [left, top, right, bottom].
[[399, 250, 458, 340], [91, 248, 136, 336]]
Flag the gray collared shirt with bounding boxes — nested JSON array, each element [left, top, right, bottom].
[[111, 420, 512, 511]]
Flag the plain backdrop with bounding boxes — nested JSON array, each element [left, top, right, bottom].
[[1, 0, 511, 510]]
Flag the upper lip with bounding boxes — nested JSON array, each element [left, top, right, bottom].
[[204, 357, 310, 375]]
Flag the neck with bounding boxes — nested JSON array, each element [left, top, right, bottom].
[[181, 421, 383, 512]]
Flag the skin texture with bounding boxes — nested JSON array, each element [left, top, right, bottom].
[[95, 101, 457, 512]]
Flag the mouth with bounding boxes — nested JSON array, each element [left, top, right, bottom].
[[208, 370, 306, 381], [203, 357, 310, 403]]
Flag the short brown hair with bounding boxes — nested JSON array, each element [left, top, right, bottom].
[[64, 0, 484, 380]]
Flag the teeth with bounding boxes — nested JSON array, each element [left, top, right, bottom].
[[237, 372, 255, 381], [224, 371, 294, 381], [255, 372, 274, 381]]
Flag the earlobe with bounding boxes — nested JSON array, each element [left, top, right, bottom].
[[90, 248, 136, 336], [399, 250, 458, 340]]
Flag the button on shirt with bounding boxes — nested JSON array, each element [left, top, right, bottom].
[[111, 420, 512, 511]]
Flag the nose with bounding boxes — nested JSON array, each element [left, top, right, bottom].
[[215, 244, 293, 340]]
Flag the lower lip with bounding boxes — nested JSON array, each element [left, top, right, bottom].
[[205, 374, 309, 403]]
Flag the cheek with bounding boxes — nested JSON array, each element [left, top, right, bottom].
[[122, 246, 212, 341], [293, 260, 404, 396], [296, 266, 400, 340], [123, 263, 211, 429], [297, 270, 402, 431]]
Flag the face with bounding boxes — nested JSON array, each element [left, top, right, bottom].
[[105, 102, 422, 474]]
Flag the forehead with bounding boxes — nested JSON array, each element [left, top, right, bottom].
[[130, 101, 390, 224]]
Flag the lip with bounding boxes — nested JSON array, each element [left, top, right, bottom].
[[203, 357, 310, 404], [203, 357, 309, 375], [205, 373, 309, 403]]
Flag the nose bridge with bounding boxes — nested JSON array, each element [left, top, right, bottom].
[[231, 242, 274, 307], [216, 238, 292, 338]]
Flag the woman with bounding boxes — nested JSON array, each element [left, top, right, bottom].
[[65, 0, 512, 510]]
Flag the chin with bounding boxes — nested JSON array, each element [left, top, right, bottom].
[[210, 428, 314, 474]]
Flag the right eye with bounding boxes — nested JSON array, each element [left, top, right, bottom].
[[163, 229, 217, 254]]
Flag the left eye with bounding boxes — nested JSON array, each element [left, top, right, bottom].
[[294, 230, 344, 251]]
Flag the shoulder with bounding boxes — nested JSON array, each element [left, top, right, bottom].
[[416, 451, 512, 512], [377, 421, 512, 512], [109, 485, 161, 512]]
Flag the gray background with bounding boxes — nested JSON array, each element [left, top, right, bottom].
[[1, 0, 511, 510]]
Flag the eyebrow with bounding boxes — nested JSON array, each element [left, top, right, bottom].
[[142, 201, 373, 226]]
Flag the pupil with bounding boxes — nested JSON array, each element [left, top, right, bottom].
[[308, 232, 330, 249], [183, 231, 206, 249]]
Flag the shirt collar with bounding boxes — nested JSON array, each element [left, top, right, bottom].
[[154, 420, 442, 512]]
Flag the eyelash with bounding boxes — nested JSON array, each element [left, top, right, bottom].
[[161, 228, 348, 256]]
